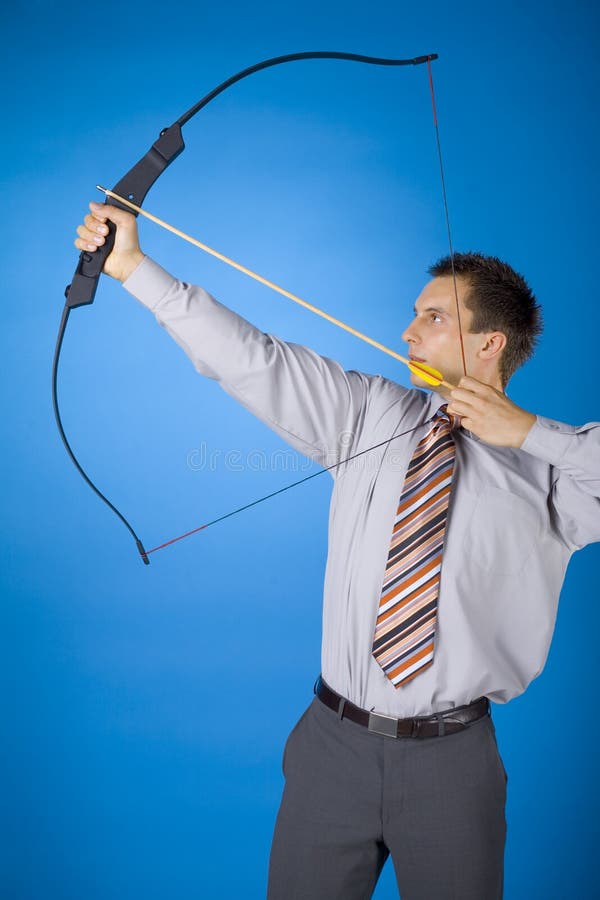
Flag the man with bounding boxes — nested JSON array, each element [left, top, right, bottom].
[[75, 202, 600, 899]]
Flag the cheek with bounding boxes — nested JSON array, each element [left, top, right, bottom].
[[431, 332, 461, 355], [461, 335, 483, 362]]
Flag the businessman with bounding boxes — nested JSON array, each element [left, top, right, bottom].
[[75, 201, 600, 899]]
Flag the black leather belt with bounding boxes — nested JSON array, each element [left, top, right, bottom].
[[315, 676, 489, 739]]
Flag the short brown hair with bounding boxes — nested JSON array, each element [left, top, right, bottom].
[[428, 252, 542, 385]]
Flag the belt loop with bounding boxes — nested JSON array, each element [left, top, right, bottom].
[[337, 698, 346, 719], [436, 714, 445, 737]]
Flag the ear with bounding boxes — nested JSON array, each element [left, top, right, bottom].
[[478, 331, 507, 362]]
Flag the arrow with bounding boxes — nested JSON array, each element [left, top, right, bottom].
[[96, 185, 455, 391]]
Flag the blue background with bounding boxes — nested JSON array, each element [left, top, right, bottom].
[[2, 1, 598, 897]]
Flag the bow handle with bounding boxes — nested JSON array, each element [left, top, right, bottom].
[[64, 123, 185, 309], [65, 220, 117, 308]]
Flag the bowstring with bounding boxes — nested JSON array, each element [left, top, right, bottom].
[[143, 60, 455, 558], [426, 59, 467, 377], [146, 417, 431, 556]]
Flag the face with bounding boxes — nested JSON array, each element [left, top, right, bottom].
[[402, 276, 494, 394]]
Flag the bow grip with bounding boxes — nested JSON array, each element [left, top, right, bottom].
[[65, 222, 117, 309], [64, 123, 185, 310]]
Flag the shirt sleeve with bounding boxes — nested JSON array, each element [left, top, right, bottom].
[[521, 415, 600, 548], [123, 256, 390, 468]]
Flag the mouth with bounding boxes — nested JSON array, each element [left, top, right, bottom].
[[408, 354, 426, 363]]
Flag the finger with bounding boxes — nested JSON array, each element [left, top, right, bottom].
[[449, 387, 485, 408], [447, 394, 484, 416], [450, 387, 471, 403], [74, 236, 99, 252], [76, 223, 106, 249], [458, 375, 484, 391], [446, 401, 470, 418], [88, 201, 107, 222], [75, 225, 107, 252], [90, 201, 135, 228], [84, 213, 110, 235], [458, 376, 500, 399]]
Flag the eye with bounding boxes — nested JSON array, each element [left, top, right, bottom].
[[430, 312, 442, 323]]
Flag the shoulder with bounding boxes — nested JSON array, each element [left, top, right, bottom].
[[350, 371, 430, 423]]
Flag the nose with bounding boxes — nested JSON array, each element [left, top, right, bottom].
[[402, 318, 419, 346]]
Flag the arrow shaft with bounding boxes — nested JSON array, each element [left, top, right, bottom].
[[97, 186, 454, 390]]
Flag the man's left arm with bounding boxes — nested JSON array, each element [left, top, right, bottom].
[[448, 376, 600, 547]]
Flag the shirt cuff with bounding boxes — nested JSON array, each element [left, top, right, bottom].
[[122, 256, 178, 312], [520, 415, 575, 466]]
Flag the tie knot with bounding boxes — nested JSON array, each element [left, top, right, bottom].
[[437, 404, 459, 430]]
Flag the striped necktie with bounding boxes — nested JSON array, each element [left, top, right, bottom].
[[372, 406, 456, 688]]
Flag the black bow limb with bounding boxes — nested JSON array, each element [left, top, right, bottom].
[[55, 50, 438, 566]]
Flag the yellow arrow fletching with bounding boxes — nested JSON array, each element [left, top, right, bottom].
[[407, 361, 444, 387]]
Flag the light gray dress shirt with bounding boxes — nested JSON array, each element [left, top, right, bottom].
[[125, 256, 600, 717]]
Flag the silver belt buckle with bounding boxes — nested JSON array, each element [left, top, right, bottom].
[[368, 711, 398, 738]]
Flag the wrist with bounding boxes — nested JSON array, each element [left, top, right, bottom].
[[516, 412, 537, 448], [116, 250, 145, 283]]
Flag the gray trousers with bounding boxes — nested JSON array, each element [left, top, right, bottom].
[[268, 695, 507, 899]]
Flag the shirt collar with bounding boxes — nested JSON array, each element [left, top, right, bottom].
[[425, 390, 448, 418]]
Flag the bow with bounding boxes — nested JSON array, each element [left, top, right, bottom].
[[53, 50, 444, 565]]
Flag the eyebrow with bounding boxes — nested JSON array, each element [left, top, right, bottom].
[[413, 305, 450, 316]]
